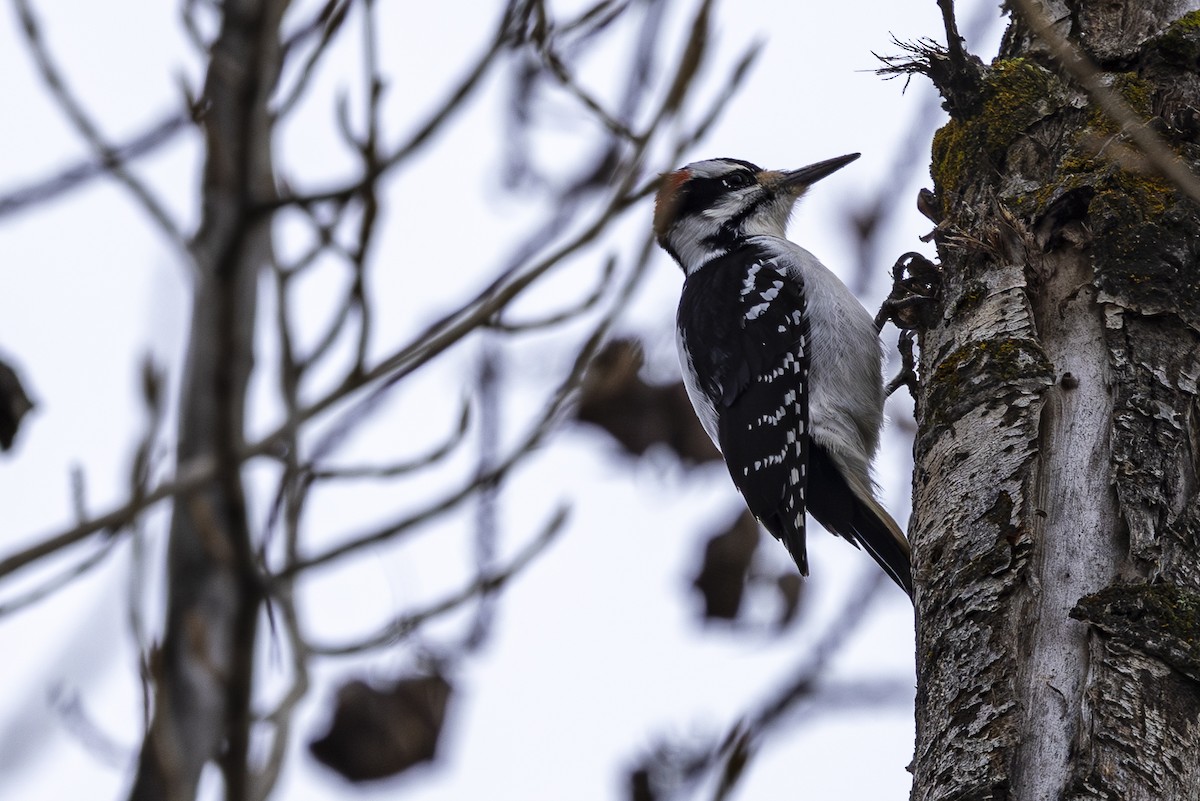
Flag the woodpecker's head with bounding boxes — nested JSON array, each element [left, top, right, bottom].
[[653, 154, 860, 274]]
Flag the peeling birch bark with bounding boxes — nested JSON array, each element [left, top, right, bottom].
[[910, 3, 1200, 799]]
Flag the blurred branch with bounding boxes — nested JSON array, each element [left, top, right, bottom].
[[464, 336, 502, 652], [634, 572, 893, 800], [346, 0, 384, 375], [308, 505, 569, 656], [0, 111, 189, 221], [275, 324, 596, 579], [529, 33, 640, 141], [493, 255, 616, 332], [274, 0, 352, 119], [0, 18, 741, 599], [0, 174, 641, 583], [123, 357, 168, 715], [128, 0, 290, 796], [0, 453, 217, 581], [658, 0, 713, 119], [674, 42, 761, 152], [252, 205, 313, 800], [751, 572, 888, 733], [11, 0, 190, 256], [2, 1, 762, 798], [0, 540, 119, 617], [260, 245, 304, 569], [272, 3, 518, 209], [249, 590, 310, 801], [49, 686, 130, 768], [843, 87, 944, 297], [306, 400, 471, 480], [281, 213, 660, 581]]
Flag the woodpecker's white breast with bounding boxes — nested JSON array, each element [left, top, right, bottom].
[[676, 328, 721, 445]]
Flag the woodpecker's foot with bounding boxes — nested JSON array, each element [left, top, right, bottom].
[[874, 252, 941, 332], [885, 330, 919, 400], [878, 253, 940, 405]]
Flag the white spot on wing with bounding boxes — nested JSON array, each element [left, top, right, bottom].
[[746, 302, 770, 320], [740, 263, 762, 297]]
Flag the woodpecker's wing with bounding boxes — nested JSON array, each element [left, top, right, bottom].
[[677, 247, 811, 572]]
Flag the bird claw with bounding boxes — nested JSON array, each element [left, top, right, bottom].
[[876, 253, 941, 405], [874, 252, 941, 332]]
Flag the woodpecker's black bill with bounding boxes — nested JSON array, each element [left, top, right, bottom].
[[782, 153, 861, 189]]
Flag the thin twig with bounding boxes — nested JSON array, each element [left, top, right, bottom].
[[0, 0, 739, 594], [11, 0, 190, 257], [274, 329, 587, 579], [0, 111, 189, 220], [493, 255, 616, 332], [249, 579, 310, 800], [270, 3, 516, 210], [282, 214, 660, 582], [0, 541, 120, 617], [464, 335, 502, 652], [0, 453, 217, 581], [306, 399, 470, 481], [273, 0, 352, 119], [307, 506, 570, 656], [536, 44, 640, 141], [640, 571, 891, 800], [348, 0, 383, 375]]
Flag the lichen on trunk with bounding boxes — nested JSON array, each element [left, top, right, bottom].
[[907, 4, 1200, 800]]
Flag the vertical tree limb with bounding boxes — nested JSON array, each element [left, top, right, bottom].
[[128, 1, 290, 799]]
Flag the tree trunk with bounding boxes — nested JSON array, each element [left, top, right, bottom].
[[911, 3, 1200, 799], [129, 1, 289, 799]]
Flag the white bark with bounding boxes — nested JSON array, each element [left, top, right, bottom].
[[1013, 251, 1121, 800], [909, 3, 1200, 798]]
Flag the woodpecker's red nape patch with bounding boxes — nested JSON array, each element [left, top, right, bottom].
[[653, 168, 691, 243]]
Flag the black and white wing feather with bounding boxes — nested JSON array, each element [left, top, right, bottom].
[[677, 246, 812, 572]]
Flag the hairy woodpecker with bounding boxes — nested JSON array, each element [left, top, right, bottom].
[[654, 154, 912, 597]]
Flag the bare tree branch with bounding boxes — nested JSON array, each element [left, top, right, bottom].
[[128, 1, 291, 798], [273, 0, 352, 119], [307, 506, 570, 656], [0, 540, 119, 617], [632, 572, 893, 800], [11, 0, 190, 256], [271, 2, 518, 210], [0, 110, 189, 220], [1, 5, 769, 797], [306, 400, 471, 480]]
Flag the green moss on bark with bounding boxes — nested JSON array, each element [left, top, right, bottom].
[[952, 279, 989, 317], [1082, 161, 1198, 324], [926, 337, 1054, 429], [1153, 10, 1200, 66], [931, 59, 1062, 206], [1072, 584, 1200, 683], [1087, 72, 1154, 132]]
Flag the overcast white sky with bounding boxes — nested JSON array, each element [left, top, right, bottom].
[[0, 1, 1005, 799]]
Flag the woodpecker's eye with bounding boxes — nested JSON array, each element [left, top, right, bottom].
[[722, 172, 753, 191]]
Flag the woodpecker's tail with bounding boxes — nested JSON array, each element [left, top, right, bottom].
[[806, 445, 913, 598]]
